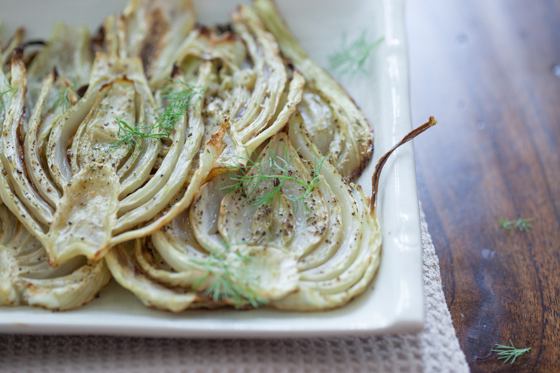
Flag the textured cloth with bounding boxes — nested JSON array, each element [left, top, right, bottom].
[[0, 207, 469, 373]]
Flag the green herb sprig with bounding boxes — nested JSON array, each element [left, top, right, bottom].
[[0, 86, 17, 114], [159, 79, 205, 133], [500, 217, 534, 232], [190, 250, 267, 308], [111, 79, 205, 152], [492, 340, 531, 364], [219, 145, 327, 213], [52, 79, 80, 113], [328, 31, 384, 77]]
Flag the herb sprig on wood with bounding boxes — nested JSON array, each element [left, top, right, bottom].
[[492, 341, 531, 364], [500, 217, 534, 232]]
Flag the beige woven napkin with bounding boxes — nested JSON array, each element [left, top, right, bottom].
[[0, 206, 468, 373]]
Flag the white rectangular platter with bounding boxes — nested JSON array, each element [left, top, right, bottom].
[[0, 0, 424, 338]]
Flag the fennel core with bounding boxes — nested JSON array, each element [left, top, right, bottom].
[[111, 79, 205, 152], [219, 145, 327, 213]]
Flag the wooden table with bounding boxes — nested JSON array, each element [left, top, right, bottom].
[[407, 0, 560, 371]]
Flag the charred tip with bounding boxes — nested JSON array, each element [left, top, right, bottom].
[[370, 117, 437, 211], [215, 23, 234, 35], [94, 24, 105, 37], [194, 23, 210, 33], [115, 75, 134, 84], [99, 81, 113, 91], [76, 85, 88, 98], [21, 50, 38, 66], [194, 24, 214, 38], [20, 39, 46, 48], [171, 62, 180, 78], [11, 46, 24, 61], [90, 25, 106, 53], [52, 66, 59, 80], [346, 138, 373, 182]]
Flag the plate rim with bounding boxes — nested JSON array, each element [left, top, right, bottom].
[[0, 0, 425, 338]]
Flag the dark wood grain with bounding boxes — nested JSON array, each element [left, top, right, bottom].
[[407, 0, 560, 371]]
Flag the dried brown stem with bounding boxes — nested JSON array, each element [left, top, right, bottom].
[[370, 116, 437, 211]]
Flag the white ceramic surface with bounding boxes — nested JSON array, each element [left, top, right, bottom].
[[0, 0, 424, 338]]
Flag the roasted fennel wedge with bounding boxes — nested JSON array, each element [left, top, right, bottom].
[[107, 109, 435, 311], [120, 0, 196, 88], [0, 50, 226, 266], [0, 203, 110, 311], [164, 6, 302, 172], [253, 0, 374, 181], [26, 22, 92, 112], [106, 234, 298, 311]]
